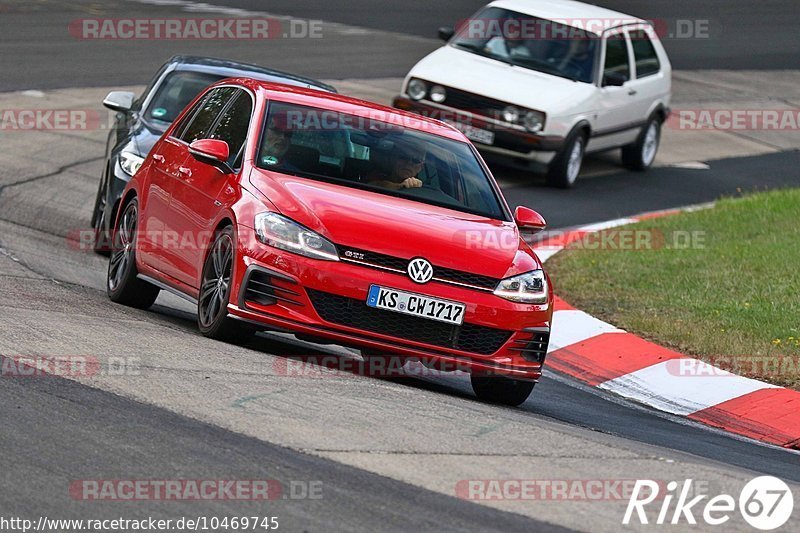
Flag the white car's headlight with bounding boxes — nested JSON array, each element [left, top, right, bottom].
[[119, 151, 145, 176], [493, 270, 548, 304], [430, 85, 447, 103], [254, 212, 339, 261], [523, 111, 545, 133], [502, 106, 520, 123], [407, 78, 428, 101]]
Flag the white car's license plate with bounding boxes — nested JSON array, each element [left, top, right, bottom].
[[445, 120, 495, 145], [366, 285, 465, 325]]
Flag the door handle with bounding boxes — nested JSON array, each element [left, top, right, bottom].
[[152, 154, 165, 163], [628, 89, 638, 96], [178, 166, 192, 177]]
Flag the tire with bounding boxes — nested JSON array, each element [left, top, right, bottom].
[[546, 129, 586, 188], [197, 226, 255, 343], [107, 198, 160, 309], [622, 116, 661, 171], [471, 375, 535, 406], [90, 173, 111, 255]]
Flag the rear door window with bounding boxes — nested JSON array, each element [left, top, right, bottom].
[[207, 89, 254, 167], [179, 87, 238, 143], [629, 29, 661, 78]]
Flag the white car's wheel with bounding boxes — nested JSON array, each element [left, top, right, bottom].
[[622, 116, 661, 171], [546, 130, 586, 188]]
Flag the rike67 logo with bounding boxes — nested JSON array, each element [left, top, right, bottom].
[[624, 477, 794, 530]]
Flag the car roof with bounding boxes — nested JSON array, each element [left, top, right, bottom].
[[485, 0, 646, 33], [224, 78, 467, 142], [166, 55, 337, 93]]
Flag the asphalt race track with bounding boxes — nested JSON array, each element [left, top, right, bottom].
[[2, 1, 800, 531], [2, 0, 799, 91]]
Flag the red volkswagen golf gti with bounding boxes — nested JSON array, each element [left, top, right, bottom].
[[107, 78, 553, 406]]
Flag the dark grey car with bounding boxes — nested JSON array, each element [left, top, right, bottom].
[[91, 55, 336, 252]]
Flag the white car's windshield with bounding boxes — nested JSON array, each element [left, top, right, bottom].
[[257, 102, 509, 221], [450, 7, 599, 83]]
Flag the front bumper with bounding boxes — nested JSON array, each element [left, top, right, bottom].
[[393, 96, 564, 165], [228, 225, 552, 380]]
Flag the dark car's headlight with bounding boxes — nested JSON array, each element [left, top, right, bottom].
[[119, 151, 145, 176], [493, 270, 548, 304], [255, 212, 339, 261]]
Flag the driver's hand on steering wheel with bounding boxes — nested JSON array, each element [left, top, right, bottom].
[[400, 177, 423, 189]]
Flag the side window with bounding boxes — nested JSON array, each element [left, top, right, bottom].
[[179, 87, 238, 143], [603, 33, 630, 83], [629, 29, 661, 78], [208, 90, 253, 167], [171, 93, 209, 140]]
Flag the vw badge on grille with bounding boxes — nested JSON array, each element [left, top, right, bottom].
[[407, 257, 433, 284]]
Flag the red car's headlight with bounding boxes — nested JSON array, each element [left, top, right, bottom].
[[254, 212, 339, 262], [493, 270, 548, 304]]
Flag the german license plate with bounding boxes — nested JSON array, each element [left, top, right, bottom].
[[445, 120, 495, 145], [366, 285, 465, 325]]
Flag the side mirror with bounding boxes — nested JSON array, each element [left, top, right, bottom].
[[602, 71, 628, 87], [188, 139, 233, 174], [514, 206, 546, 233], [103, 91, 135, 113], [438, 26, 455, 41]]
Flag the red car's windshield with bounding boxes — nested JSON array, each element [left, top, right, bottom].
[[256, 102, 508, 221]]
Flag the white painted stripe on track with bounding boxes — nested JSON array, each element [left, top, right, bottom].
[[549, 310, 624, 351], [578, 218, 638, 232], [532, 246, 563, 262], [598, 360, 779, 416]]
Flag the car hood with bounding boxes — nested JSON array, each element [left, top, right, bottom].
[[409, 46, 596, 114], [130, 116, 169, 157], [249, 170, 540, 279]]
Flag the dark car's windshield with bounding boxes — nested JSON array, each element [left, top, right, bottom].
[[451, 7, 599, 83], [145, 71, 223, 122], [257, 102, 508, 221]]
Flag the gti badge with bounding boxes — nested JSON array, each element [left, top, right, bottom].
[[407, 257, 433, 284]]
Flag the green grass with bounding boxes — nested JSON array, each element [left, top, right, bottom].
[[547, 188, 800, 389]]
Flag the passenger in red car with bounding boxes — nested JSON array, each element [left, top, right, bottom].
[[368, 139, 426, 190]]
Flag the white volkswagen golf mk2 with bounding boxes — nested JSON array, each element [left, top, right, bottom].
[[394, 0, 672, 188]]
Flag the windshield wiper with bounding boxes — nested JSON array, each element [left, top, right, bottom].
[[451, 42, 514, 66], [507, 57, 580, 81]]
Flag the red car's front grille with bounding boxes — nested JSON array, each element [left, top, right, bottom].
[[337, 245, 500, 291], [307, 289, 513, 355]]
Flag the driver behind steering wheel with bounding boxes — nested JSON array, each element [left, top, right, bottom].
[[367, 138, 426, 191]]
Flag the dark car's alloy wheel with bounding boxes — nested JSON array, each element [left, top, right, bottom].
[[471, 375, 535, 406], [198, 226, 254, 342], [107, 198, 160, 309]]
